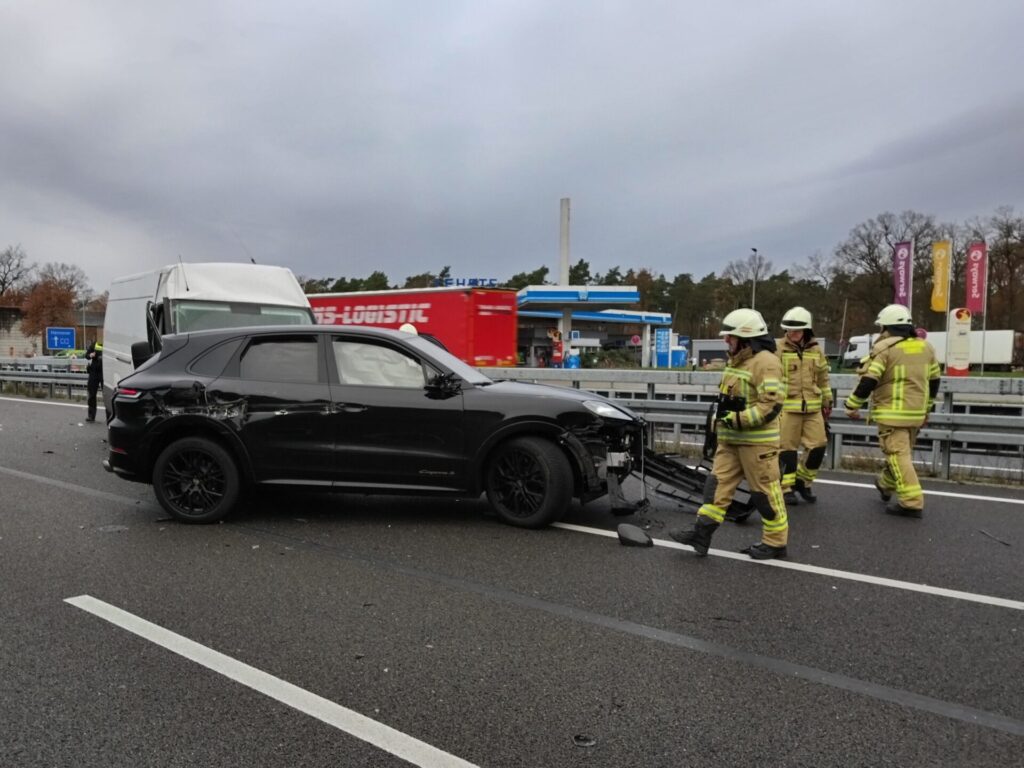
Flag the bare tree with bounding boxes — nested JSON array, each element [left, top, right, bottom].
[[803, 250, 838, 289], [38, 262, 91, 300], [723, 248, 773, 308], [0, 245, 35, 297]]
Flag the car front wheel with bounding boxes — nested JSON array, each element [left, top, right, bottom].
[[152, 437, 240, 523], [485, 436, 574, 528]]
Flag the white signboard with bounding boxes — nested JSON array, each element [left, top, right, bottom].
[[946, 308, 971, 376]]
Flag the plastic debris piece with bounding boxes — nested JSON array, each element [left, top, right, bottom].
[[979, 529, 1011, 547], [573, 734, 597, 748], [616, 523, 653, 547]]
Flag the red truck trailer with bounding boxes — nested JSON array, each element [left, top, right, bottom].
[[308, 287, 518, 367]]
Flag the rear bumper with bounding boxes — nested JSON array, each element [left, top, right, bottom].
[[103, 452, 148, 484]]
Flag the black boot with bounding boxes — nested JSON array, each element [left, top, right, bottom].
[[783, 489, 798, 506], [740, 542, 788, 560], [669, 519, 718, 556], [794, 478, 816, 503], [874, 480, 892, 502], [885, 500, 922, 518]]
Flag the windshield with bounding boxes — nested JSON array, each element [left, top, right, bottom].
[[405, 336, 493, 385], [171, 301, 314, 333]]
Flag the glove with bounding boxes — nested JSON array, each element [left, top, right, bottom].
[[717, 411, 740, 430], [822, 405, 832, 420]]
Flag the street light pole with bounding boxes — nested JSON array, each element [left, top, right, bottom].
[[750, 248, 758, 310]]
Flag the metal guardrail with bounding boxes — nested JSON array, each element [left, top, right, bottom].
[[482, 368, 1024, 481], [2, 358, 1021, 480], [0, 356, 90, 399]]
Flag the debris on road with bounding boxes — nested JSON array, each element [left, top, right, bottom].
[[616, 523, 653, 547]]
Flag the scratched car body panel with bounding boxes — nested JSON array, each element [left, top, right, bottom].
[[104, 325, 645, 527]]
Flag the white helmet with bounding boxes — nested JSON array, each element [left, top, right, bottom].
[[780, 306, 813, 331], [875, 304, 912, 327], [719, 308, 769, 338], [398, 323, 419, 335]]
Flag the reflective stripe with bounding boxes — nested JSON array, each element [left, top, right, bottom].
[[698, 503, 726, 523], [783, 397, 823, 412], [796, 466, 817, 483], [743, 406, 764, 427], [718, 429, 780, 444]]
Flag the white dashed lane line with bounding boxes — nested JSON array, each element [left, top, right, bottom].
[[65, 595, 479, 768]]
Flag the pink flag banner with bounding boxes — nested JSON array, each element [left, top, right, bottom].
[[892, 241, 914, 309], [965, 242, 988, 314]]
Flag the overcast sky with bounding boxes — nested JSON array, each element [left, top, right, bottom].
[[2, 1, 1023, 294]]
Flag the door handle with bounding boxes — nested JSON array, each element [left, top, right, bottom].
[[274, 410, 289, 415], [339, 404, 368, 413]]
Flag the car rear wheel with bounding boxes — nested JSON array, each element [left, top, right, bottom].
[[153, 437, 240, 523], [485, 436, 573, 528]]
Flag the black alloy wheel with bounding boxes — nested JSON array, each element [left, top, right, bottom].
[[153, 437, 240, 523], [485, 436, 573, 528]]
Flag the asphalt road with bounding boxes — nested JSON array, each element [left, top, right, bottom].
[[2, 395, 1022, 767]]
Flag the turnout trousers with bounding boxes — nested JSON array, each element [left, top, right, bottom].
[[779, 411, 827, 491], [86, 375, 100, 421], [697, 442, 789, 548], [876, 426, 923, 511]]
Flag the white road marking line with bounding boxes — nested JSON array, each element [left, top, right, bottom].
[[65, 595, 478, 768], [552, 523, 1024, 611], [815, 478, 1024, 505], [0, 395, 103, 410]]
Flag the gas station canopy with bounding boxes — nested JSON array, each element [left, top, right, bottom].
[[516, 285, 640, 310]]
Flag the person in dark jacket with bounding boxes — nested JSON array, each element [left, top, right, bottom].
[[85, 341, 103, 422]]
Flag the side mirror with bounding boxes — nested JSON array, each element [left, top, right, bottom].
[[131, 341, 155, 368]]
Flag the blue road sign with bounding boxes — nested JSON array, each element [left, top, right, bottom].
[[46, 327, 76, 350]]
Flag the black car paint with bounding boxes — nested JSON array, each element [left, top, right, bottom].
[[105, 325, 644, 520]]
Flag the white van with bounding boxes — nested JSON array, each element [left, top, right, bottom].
[[842, 334, 879, 368], [102, 262, 315, 410]]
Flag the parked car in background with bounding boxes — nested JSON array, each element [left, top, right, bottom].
[[103, 325, 645, 528]]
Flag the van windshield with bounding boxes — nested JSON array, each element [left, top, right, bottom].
[[171, 301, 315, 333]]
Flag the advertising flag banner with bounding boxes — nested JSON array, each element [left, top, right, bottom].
[[930, 241, 950, 312], [892, 241, 913, 309], [965, 242, 988, 314], [946, 307, 972, 376]]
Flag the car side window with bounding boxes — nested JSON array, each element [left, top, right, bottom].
[[333, 339, 426, 388], [240, 337, 320, 383]]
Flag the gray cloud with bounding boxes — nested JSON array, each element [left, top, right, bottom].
[[2, 1, 1023, 293]]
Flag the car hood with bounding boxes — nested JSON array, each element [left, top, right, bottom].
[[482, 380, 640, 418]]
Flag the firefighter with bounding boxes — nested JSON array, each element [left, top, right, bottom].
[[85, 340, 103, 423], [776, 306, 832, 504], [670, 308, 789, 559], [844, 304, 940, 517]]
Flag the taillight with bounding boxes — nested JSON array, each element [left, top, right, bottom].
[[115, 387, 142, 399]]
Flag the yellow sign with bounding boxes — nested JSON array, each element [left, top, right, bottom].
[[931, 241, 950, 312]]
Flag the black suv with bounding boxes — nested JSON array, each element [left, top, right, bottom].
[[104, 325, 645, 527]]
